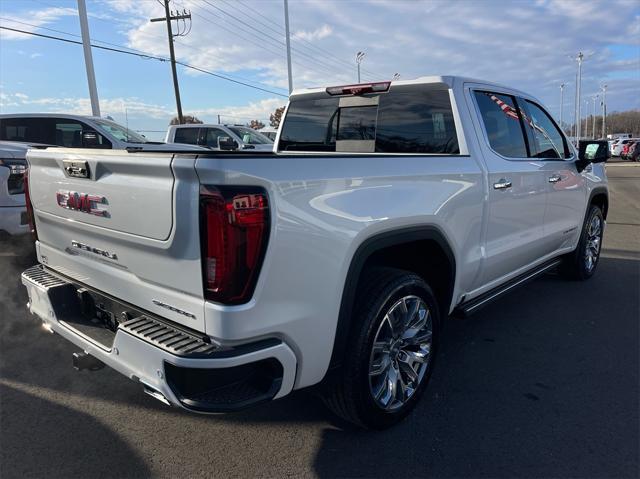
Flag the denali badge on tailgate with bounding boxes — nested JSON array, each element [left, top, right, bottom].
[[63, 159, 90, 178], [71, 240, 118, 260], [56, 191, 109, 217]]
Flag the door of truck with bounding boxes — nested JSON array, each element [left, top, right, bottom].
[[468, 87, 550, 288], [516, 99, 586, 253]]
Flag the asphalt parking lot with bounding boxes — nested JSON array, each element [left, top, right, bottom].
[[1, 164, 638, 479]]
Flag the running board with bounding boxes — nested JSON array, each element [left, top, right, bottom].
[[454, 259, 563, 318]]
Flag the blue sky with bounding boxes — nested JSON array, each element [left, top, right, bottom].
[[1, 0, 638, 140]]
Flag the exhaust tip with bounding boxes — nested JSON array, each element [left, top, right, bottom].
[[72, 351, 105, 371], [140, 379, 171, 406]]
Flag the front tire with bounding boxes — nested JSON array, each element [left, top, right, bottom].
[[322, 268, 440, 429], [561, 205, 604, 280]]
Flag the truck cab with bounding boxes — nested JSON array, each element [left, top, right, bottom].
[[165, 123, 274, 151]]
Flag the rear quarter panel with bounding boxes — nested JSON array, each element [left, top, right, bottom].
[[196, 153, 484, 388]]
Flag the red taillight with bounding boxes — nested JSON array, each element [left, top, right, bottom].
[[200, 185, 270, 304], [23, 167, 38, 240], [326, 81, 391, 96]]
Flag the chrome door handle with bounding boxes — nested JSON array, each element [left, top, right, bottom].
[[493, 179, 512, 190], [548, 174, 562, 183]]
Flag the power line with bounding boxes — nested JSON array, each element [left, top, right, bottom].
[[0, 25, 288, 98], [187, 6, 347, 82], [4, 5, 289, 92], [0, 15, 281, 91], [232, 0, 384, 79], [196, 0, 355, 80]]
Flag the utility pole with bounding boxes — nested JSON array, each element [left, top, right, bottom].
[[601, 84, 607, 138], [77, 0, 100, 116], [151, 1, 191, 124], [356, 51, 365, 83], [283, 0, 293, 95], [217, 114, 221, 125], [559, 83, 565, 130]]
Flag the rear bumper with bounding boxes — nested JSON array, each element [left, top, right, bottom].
[[21, 265, 297, 412], [0, 205, 28, 236]]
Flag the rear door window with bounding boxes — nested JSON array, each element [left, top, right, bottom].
[[375, 91, 458, 153], [520, 100, 569, 159], [0, 118, 54, 144], [473, 91, 528, 158], [174, 127, 201, 145], [279, 88, 459, 154], [203, 128, 227, 148], [54, 120, 86, 147]]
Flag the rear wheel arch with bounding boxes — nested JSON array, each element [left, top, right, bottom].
[[328, 226, 456, 370]]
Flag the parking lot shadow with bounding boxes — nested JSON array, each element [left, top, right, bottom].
[[309, 256, 639, 478], [0, 383, 151, 478]]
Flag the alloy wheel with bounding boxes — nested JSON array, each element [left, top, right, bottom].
[[368, 295, 433, 411], [584, 214, 602, 272]]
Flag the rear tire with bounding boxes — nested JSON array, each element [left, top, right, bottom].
[[322, 267, 440, 429], [560, 205, 604, 280]]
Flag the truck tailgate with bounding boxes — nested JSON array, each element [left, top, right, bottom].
[[26, 148, 206, 332]]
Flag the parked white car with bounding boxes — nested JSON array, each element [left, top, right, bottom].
[[0, 141, 31, 236], [0, 114, 205, 151], [611, 138, 636, 156], [258, 126, 278, 141], [165, 123, 274, 151], [21, 76, 608, 429]]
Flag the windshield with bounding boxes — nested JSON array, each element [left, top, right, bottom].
[[228, 126, 273, 145], [94, 119, 148, 144]]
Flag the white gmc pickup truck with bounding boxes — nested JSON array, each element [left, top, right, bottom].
[[21, 76, 609, 429]]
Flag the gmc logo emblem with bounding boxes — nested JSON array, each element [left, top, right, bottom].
[[56, 191, 108, 217]]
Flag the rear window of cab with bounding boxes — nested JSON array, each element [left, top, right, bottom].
[[279, 88, 459, 154]]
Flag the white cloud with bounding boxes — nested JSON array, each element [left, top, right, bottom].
[[293, 24, 332, 41], [1, 0, 638, 123], [0, 7, 77, 40]]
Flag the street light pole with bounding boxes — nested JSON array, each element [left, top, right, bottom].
[[559, 83, 565, 131], [592, 95, 598, 139], [77, 0, 100, 116], [584, 99, 590, 140], [601, 84, 607, 138], [356, 51, 365, 83], [283, 0, 293, 95], [572, 52, 585, 144]]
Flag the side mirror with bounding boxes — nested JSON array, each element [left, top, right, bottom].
[[576, 140, 609, 172], [81, 130, 99, 148], [217, 136, 238, 151]]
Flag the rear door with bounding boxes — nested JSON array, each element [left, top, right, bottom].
[[470, 89, 549, 287], [518, 99, 586, 253], [27, 148, 206, 331]]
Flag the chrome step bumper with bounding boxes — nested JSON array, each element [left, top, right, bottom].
[[21, 264, 297, 411]]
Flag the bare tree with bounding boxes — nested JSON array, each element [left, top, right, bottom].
[[169, 115, 203, 125], [269, 107, 285, 128], [565, 110, 640, 138]]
